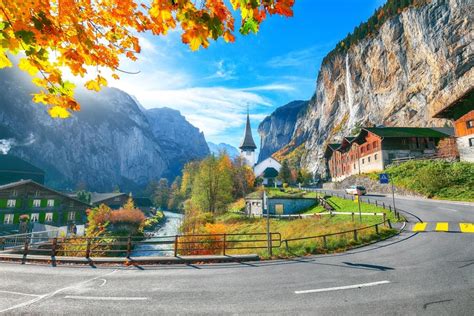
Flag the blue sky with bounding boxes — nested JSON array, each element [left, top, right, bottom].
[[108, 0, 386, 149]]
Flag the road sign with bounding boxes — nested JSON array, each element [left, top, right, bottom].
[[379, 173, 390, 184]]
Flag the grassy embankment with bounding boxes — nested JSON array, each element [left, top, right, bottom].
[[367, 161, 474, 202], [213, 192, 398, 258]]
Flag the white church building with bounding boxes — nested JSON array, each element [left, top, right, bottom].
[[238, 114, 282, 186]]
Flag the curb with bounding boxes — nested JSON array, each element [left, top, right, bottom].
[[0, 254, 260, 266]]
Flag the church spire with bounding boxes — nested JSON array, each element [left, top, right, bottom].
[[239, 108, 257, 150]]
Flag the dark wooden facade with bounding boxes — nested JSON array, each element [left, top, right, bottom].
[[0, 180, 89, 234]]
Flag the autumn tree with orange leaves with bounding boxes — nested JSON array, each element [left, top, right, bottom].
[[0, 0, 294, 118]]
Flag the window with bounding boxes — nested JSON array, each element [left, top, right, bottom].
[[362, 158, 365, 164], [68, 211, 76, 221], [368, 156, 371, 163], [353, 164, 356, 169], [467, 120, 474, 129], [12, 190, 18, 197], [34, 190, 40, 197], [47, 199, 54, 207], [373, 141, 377, 149], [7, 199, 16, 208], [275, 204, 284, 215], [469, 138, 474, 147], [45, 212, 53, 222], [114, 197, 121, 202], [31, 213, 39, 223], [4, 214, 14, 224], [375, 154, 378, 160], [367, 144, 372, 151], [33, 199, 41, 207], [361, 147, 365, 153]]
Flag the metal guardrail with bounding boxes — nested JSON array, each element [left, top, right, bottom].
[[0, 230, 61, 251]]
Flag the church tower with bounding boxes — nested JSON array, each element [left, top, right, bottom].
[[239, 109, 257, 167]]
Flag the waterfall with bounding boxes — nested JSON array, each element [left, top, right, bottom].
[[345, 54, 356, 126]]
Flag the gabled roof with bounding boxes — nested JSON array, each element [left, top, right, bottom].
[[239, 112, 257, 150], [0, 179, 91, 207], [364, 127, 451, 138], [324, 143, 341, 158], [433, 87, 474, 120], [0, 155, 44, 174], [90, 192, 127, 204]]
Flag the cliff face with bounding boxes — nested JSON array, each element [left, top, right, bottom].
[[257, 100, 308, 162], [207, 142, 239, 158], [278, 0, 473, 174], [146, 108, 209, 177], [0, 68, 208, 192]]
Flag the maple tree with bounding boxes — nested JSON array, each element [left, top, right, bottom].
[[0, 0, 294, 118]]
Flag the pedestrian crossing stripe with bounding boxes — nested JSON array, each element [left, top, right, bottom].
[[435, 222, 448, 232], [411, 222, 474, 233], [413, 223, 427, 232], [459, 223, 474, 233]]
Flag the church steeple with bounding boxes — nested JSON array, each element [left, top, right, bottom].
[[239, 107, 257, 167], [239, 108, 257, 151]]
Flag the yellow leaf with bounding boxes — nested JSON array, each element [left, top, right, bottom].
[[48, 106, 70, 118], [190, 37, 201, 51], [0, 52, 12, 68], [32, 92, 49, 104], [18, 58, 38, 76], [85, 79, 101, 91]]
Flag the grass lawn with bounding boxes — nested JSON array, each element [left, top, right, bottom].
[[215, 207, 397, 258], [303, 196, 399, 224], [265, 187, 317, 199]]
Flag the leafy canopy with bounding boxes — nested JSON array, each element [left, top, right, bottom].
[[0, 0, 294, 117]]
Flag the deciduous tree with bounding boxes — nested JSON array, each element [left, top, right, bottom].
[[0, 0, 294, 117]]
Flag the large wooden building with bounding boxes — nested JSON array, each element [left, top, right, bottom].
[[324, 127, 452, 181], [0, 180, 89, 234], [433, 88, 474, 162]]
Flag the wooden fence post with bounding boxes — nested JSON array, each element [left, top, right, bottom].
[[351, 212, 354, 222], [174, 235, 179, 257], [383, 213, 386, 225], [375, 200, 378, 207], [322, 236, 327, 248], [388, 219, 392, 229], [375, 224, 379, 234], [51, 237, 57, 257], [86, 239, 91, 259], [22, 237, 29, 264], [353, 230, 358, 241], [285, 240, 289, 252], [126, 236, 132, 258], [222, 234, 226, 256]]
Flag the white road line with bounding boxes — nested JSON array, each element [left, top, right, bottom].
[[295, 280, 391, 294], [64, 296, 147, 301], [0, 269, 119, 314], [0, 290, 41, 297], [98, 279, 107, 287]]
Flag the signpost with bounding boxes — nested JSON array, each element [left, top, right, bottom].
[[380, 173, 396, 213]]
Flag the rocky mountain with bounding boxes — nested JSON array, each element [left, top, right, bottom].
[[146, 108, 209, 177], [0, 68, 208, 192], [262, 0, 473, 174], [257, 100, 308, 163], [207, 142, 239, 158]]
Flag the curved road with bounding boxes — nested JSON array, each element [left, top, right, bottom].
[[0, 194, 473, 315]]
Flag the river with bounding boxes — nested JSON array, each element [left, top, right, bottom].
[[132, 211, 183, 257]]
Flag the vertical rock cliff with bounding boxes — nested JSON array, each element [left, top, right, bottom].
[[268, 0, 473, 174]]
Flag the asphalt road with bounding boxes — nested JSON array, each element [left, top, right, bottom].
[[0, 194, 473, 315]]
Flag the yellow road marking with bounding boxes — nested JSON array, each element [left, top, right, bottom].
[[459, 223, 474, 233], [435, 222, 449, 232], [413, 223, 427, 232]]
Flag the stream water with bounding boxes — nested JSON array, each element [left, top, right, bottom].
[[132, 211, 183, 257]]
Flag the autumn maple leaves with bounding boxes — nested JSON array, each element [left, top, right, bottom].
[[0, 0, 294, 118]]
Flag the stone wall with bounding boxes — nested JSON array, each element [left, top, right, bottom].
[[268, 198, 317, 215]]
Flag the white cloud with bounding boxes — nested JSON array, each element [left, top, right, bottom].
[[266, 44, 332, 68]]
